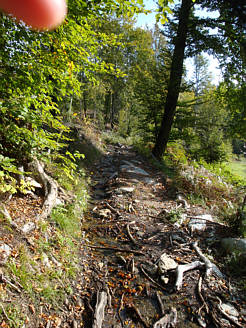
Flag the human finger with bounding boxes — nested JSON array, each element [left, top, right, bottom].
[[0, 0, 67, 30]]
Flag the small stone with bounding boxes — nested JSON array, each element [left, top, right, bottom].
[[221, 238, 246, 253], [41, 253, 51, 268], [98, 262, 104, 270], [160, 276, 169, 284], [221, 303, 239, 318], [55, 198, 64, 206], [158, 253, 177, 274], [0, 243, 11, 264], [98, 208, 111, 218], [118, 187, 135, 193], [21, 222, 36, 234], [142, 177, 155, 184], [26, 177, 42, 188]]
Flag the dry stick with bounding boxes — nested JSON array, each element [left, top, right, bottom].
[[105, 202, 121, 216], [92, 290, 108, 328], [197, 276, 209, 315], [106, 287, 112, 309], [139, 265, 167, 292], [211, 310, 222, 328], [175, 261, 204, 291], [153, 307, 178, 328], [156, 291, 165, 315], [126, 222, 137, 245], [0, 304, 12, 323], [215, 297, 244, 328], [87, 245, 144, 256], [0, 203, 19, 230], [118, 293, 125, 328], [0, 274, 22, 293], [126, 303, 149, 328], [192, 242, 223, 278]]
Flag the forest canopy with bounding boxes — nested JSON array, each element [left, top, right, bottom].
[[0, 0, 246, 195]]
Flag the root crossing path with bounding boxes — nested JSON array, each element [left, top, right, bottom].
[[78, 144, 246, 328]]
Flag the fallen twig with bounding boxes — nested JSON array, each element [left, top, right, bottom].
[[118, 293, 125, 328], [156, 291, 165, 315], [92, 290, 107, 328], [140, 265, 167, 292], [197, 276, 209, 314], [0, 273, 22, 293], [105, 202, 121, 216], [87, 244, 144, 256], [126, 303, 149, 328], [126, 222, 137, 245], [0, 203, 19, 230], [153, 307, 177, 328], [175, 261, 204, 291], [0, 304, 12, 323]]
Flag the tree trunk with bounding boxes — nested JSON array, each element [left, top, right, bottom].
[[152, 0, 193, 159], [110, 92, 115, 129]]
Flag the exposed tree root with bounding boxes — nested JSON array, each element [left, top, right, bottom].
[[192, 241, 223, 278], [92, 290, 107, 328], [175, 261, 204, 291], [87, 244, 145, 256], [31, 159, 58, 221], [214, 297, 244, 328], [197, 276, 209, 314], [0, 202, 19, 230]]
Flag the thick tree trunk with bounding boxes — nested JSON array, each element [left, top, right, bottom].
[[152, 0, 193, 159]]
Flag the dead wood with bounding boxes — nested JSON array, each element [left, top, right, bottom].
[[126, 303, 149, 328], [105, 202, 121, 216], [0, 273, 22, 293], [87, 244, 145, 256], [192, 242, 223, 278], [126, 222, 138, 245], [31, 159, 58, 221], [156, 291, 165, 315], [214, 297, 244, 328], [175, 261, 204, 291], [197, 276, 209, 314], [140, 264, 167, 292], [92, 290, 107, 328], [153, 307, 177, 328], [72, 320, 78, 328], [106, 287, 112, 308], [0, 202, 19, 230], [0, 304, 12, 323]]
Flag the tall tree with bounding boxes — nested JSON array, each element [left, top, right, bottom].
[[152, 0, 193, 159]]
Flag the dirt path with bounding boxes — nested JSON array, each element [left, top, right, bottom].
[[79, 144, 246, 328]]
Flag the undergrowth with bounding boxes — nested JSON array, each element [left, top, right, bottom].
[[0, 169, 88, 327]]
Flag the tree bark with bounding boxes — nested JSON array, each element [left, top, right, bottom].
[[152, 0, 193, 159]]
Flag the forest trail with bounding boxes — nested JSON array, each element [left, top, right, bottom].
[[79, 143, 246, 328]]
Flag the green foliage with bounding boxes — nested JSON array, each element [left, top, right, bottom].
[[165, 208, 184, 223], [165, 141, 189, 166], [51, 175, 88, 236]]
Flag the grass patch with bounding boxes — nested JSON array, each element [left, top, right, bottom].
[[228, 158, 246, 179], [1, 171, 88, 326]]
